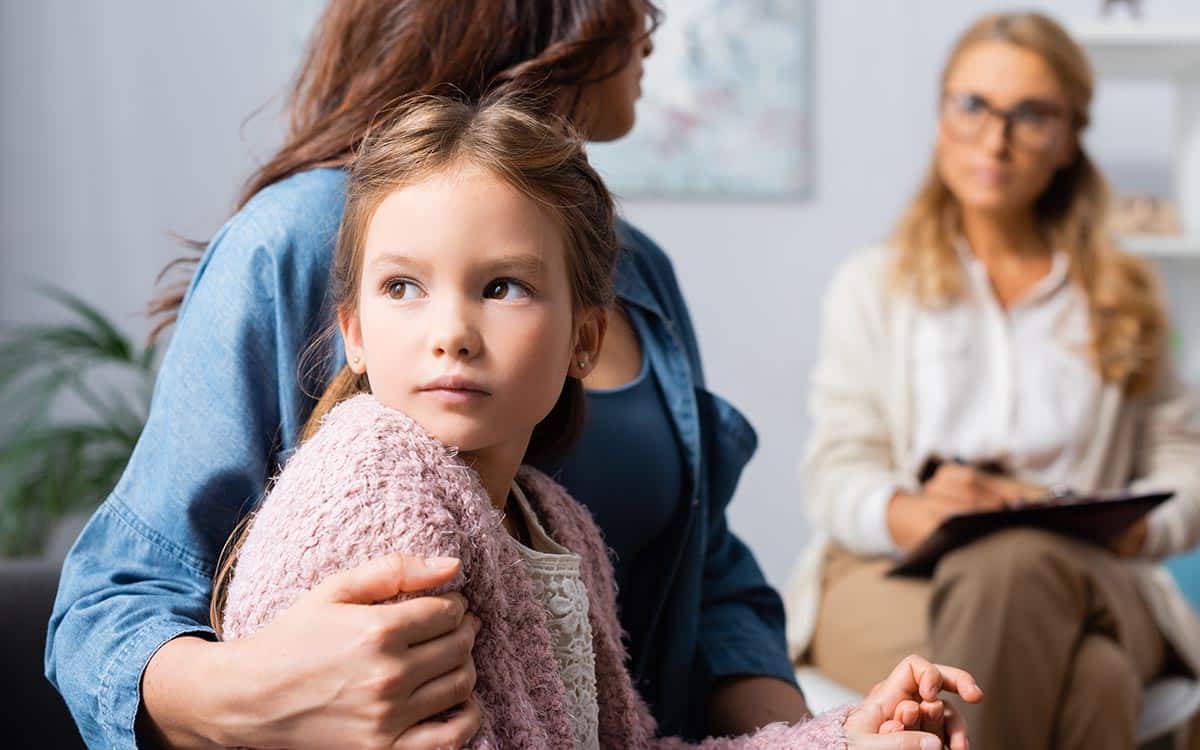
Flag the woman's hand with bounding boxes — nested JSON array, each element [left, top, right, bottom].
[[887, 464, 1046, 551], [141, 553, 482, 750], [1111, 518, 1149, 558], [844, 655, 983, 750], [922, 463, 1043, 510]]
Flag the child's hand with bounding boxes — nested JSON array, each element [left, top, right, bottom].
[[844, 655, 983, 750]]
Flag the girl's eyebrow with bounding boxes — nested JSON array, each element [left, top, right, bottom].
[[367, 251, 545, 277], [483, 253, 546, 277], [368, 252, 430, 273]]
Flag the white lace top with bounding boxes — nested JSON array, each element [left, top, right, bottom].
[[507, 483, 601, 750]]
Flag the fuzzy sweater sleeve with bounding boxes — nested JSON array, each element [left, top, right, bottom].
[[651, 707, 851, 750], [219, 394, 482, 640]]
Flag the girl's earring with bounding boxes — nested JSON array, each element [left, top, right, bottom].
[[577, 357, 587, 370], [352, 354, 362, 366]]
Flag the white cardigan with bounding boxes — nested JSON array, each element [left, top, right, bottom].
[[785, 245, 1200, 675]]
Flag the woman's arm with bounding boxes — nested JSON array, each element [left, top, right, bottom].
[[802, 250, 918, 556], [140, 557, 479, 750], [707, 676, 812, 735], [621, 224, 806, 725], [46, 175, 476, 749], [46, 205, 301, 749], [655, 656, 982, 750]]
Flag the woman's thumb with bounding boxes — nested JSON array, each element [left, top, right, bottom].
[[850, 730, 944, 750], [317, 553, 460, 604]]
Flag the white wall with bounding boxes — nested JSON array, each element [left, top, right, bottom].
[[2, 0, 1198, 587]]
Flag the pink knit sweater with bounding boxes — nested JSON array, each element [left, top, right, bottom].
[[222, 394, 850, 748]]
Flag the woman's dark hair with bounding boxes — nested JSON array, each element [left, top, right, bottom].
[[149, 0, 658, 340]]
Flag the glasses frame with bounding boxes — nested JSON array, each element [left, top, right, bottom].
[[939, 91, 1071, 153]]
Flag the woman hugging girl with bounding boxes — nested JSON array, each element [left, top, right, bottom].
[[211, 93, 979, 750]]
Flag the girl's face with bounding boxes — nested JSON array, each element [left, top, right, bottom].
[[936, 41, 1077, 218], [341, 165, 602, 461]]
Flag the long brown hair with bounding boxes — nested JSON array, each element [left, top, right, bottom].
[[892, 12, 1166, 396], [150, 0, 658, 340], [210, 93, 619, 635]]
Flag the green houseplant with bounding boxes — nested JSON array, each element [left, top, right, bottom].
[[0, 286, 156, 557]]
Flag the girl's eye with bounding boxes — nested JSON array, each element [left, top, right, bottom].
[[483, 279, 531, 301], [384, 279, 422, 300]]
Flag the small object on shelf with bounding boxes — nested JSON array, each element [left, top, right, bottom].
[[1101, 0, 1144, 18], [1110, 194, 1182, 236]]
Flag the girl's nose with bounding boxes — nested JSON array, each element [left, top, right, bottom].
[[429, 300, 481, 360]]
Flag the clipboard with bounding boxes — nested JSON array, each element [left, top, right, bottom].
[[887, 490, 1174, 579]]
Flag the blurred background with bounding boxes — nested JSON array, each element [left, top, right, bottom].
[[2, 0, 1199, 593]]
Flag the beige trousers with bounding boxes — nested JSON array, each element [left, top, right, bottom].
[[809, 528, 1168, 750]]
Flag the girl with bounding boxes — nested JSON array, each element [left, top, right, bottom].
[[213, 94, 981, 750], [789, 12, 1200, 750]]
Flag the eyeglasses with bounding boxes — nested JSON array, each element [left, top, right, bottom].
[[940, 91, 1069, 153]]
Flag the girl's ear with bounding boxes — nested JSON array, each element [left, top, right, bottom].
[[570, 306, 608, 379], [338, 306, 367, 374]]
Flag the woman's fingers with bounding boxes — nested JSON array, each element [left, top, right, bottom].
[[393, 694, 481, 750], [906, 657, 983, 703], [849, 730, 944, 750], [844, 701, 889, 734], [944, 704, 970, 750], [893, 699, 920, 728], [317, 553, 461, 604], [373, 593, 471, 648], [871, 655, 983, 708], [918, 699, 944, 736], [406, 656, 478, 721], [400, 613, 481, 689]]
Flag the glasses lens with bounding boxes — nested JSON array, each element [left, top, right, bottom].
[[942, 94, 987, 140], [1009, 107, 1061, 152]]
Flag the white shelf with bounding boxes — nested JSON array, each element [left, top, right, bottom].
[[1116, 233, 1200, 258], [1071, 20, 1200, 79]]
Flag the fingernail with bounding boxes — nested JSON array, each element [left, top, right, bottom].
[[426, 556, 459, 570], [922, 737, 941, 750]]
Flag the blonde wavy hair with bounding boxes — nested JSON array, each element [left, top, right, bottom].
[[891, 11, 1166, 396]]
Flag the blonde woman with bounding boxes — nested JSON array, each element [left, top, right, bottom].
[[787, 12, 1200, 750]]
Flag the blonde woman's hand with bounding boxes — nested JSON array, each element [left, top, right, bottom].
[[921, 463, 1044, 510], [844, 655, 983, 750], [887, 464, 1047, 551], [141, 553, 482, 750], [1112, 518, 1149, 558]]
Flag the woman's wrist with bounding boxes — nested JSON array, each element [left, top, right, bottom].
[[885, 491, 919, 551], [139, 635, 248, 749]]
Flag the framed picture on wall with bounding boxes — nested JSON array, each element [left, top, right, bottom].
[[588, 0, 814, 199]]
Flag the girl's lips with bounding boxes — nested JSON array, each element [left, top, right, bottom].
[[417, 376, 491, 406], [419, 388, 490, 406]]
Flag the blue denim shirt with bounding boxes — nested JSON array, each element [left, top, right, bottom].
[[45, 168, 795, 748]]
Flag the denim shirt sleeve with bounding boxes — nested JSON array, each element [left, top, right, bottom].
[[45, 173, 340, 749]]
